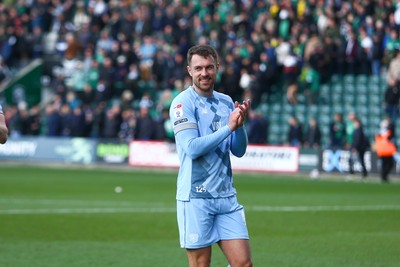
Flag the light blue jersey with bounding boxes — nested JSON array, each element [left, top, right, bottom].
[[170, 86, 248, 201]]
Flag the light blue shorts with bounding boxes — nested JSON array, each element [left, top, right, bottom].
[[177, 196, 249, 249]]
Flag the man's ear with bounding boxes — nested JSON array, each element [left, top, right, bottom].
[[187, 65, 192, 77]]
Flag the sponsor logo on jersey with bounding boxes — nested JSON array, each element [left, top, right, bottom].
[[173, 103, 183, 118], [174, 118, 188, 125]]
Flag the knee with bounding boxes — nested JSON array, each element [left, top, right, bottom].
[[243, 260, 253, 267], [230, 258, 253, 267], [244, 259, 253, 267]]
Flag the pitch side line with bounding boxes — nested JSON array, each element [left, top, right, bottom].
[[248, 205, 400, 212], [1, 205, 400, 215]]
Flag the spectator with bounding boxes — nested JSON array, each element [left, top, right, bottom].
[[135, 106, 156, 140], [358, 27, 373, 75], [27, 105, 41, 136], [0, 103, 8, 144], [350, 118, 369, 178], [220, 65, 241, 103], [60, 103, 73, 137], [299, 64, 321, 105], [247, 110, 268, 144], [385, 49, 400, 121], [2, 0, 400, 146], [329, 113, 346, 150], [118, 108, 136, 142], [125, 63, 140, 96], [251, 52, 276, 107], [70, 106, 86, 137], [345, 30, 360, 75], [101, 105, 121, 138], [0, 56, 11, 84], [44, 102, 62, 136], [154, 107, 174, 142], [375, 116, 396, 182], [345, 111, 357, 151], [283, 51, 300, 105], [287, 115, 303, 147], [98, 57, 116, 98], [371, 32, 384, 76], [384, 80, 400, 122], [304, 117, 321, 148], [345, 111, 360, 176], [80, 83, 95, 109]]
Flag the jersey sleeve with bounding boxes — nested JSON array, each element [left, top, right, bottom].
[[170, 96, 233, 159], [230, 126, 248, 157], [175, 125, 232, 159]]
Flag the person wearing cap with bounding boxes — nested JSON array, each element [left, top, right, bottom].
[[0, 104, 8, 144]]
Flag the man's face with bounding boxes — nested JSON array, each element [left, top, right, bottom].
[[187, 54, 219, 95]]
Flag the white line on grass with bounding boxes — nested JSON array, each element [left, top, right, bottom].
[[1, 205, 400, 215], [0, 207, 176, 215], [0, 198, 141, 207], [248, 205, 400, 212]]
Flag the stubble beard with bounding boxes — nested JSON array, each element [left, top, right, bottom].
[[193, 76, 214, 95]]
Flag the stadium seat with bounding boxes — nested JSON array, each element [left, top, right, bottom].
[[344, 94, 355, 106], [355, 74, 368, 85], [318, 84, 331, 103], [257, 103, 269, 114], [318, 114, 331, 125], [331, 92, 343, 105], [330, 74, 341, 84], [369, 75, 381, 85], [332, 105, 343, 115], [270, 103, 282, 113], [331, 83, 343, 94], [369, 83, 382, 94], [343, 74, 355, 85], [368, 95, 382, 107], [343, 83, 356, 95], [319, 105, 331, 116], [356, 105, 369, 115], [355, 84, 368, 95], [355, 94, 368, 106], [283, 103, 295, 114]]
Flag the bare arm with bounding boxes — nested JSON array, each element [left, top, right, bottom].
[[0, 114, 8, 144]]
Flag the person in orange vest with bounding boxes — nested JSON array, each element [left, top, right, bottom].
[[375, 117, 396, 182]]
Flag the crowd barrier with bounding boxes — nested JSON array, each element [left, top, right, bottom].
[[0, 137, 399, 177]]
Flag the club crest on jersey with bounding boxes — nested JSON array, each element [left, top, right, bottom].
[[221, 106, 229, 114], [173, 103, 183, 118]]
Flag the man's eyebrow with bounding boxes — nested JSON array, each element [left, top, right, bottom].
[[193, 64, 215, 69]]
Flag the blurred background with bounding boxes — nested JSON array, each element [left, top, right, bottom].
[[0, 0, 399, 177]]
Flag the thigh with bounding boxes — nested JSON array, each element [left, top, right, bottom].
[[177, 199, 219, 249], [218, 239, 252, 267], [215, 197, 249, 241], [186, 246, 212, 267]]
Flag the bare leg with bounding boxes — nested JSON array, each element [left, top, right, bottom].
[[186, 246, 212, 267], [218, 239, 253, 267]]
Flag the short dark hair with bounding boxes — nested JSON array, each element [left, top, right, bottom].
[[187, 44, 219, 66]]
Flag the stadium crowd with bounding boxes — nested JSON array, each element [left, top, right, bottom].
[[0, 0, 399, 146]]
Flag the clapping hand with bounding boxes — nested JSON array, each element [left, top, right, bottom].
[[228, 99, 251, 131]]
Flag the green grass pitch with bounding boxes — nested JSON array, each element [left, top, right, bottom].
[[0, 165, 399, 267]]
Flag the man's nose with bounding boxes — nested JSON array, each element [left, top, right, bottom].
[[201, 68, 208, 76]]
